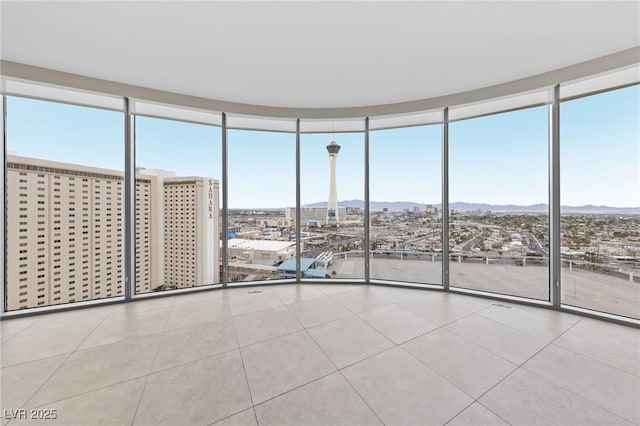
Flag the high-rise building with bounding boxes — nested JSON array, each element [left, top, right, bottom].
[[6, 154, 219, 310], [326, 139, 341, 226]]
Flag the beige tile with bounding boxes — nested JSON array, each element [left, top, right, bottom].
[[286, 296, 351, 328], [107, 297, 175, 317], [15, 377, 146, 426], [172, 288, 228, 307], [477, 303, 580, 341], [447, 403, 509, 426], [0, 355, 67, 411], [28, 334, 160, 407], [342, 347, 473, 426], [165, 299, 231, 331], [314, 284, 363, 295], [0, 316, 39, 343], [227, 288, 283, 316], [329, 288, 392, 314], [307, 316, 394, 368], [241, 330, 335, 404], [402, 329, 517, 398], [134, 351, 252, 426], [358, 304, 438, 344], [255, 372, 382, 426], [233, 305, 302, 347], [1, 324, 95, 367], [152, 318, 238, 372], [524, 344, 640, 424], [480, 368, 635, 426], [399, 293, 473, 326], [367, 285, 425, 303], [271, 285, 325, 304], [445, 314, 548, 364], [79, 308, 171, 350], [211, 409, 257, 426], [28, 306, 113, 333], [554, 318, 640, 376]]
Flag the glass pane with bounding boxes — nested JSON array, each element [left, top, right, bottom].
[[135, 116, 221, 294], [370, 125, 442, 284], [5, 96, 123, 310], [560, 85, 640, 319], [227, 129, 295, 283], [449, 106, 549, 300], [300, 132, 365, 280]]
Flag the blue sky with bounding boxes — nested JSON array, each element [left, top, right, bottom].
[[5, 84, 639, 208]]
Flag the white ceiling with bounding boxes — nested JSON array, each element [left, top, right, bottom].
[[1, 1, 639, 109]]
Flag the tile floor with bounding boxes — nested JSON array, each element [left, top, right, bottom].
[[1, 284, 638, 426]]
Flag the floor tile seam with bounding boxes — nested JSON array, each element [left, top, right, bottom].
[[519, 364, 639, 425], [131, 309, 173, 426], [554, 319, 640, 346], [71, 330, 166, 353], [171, 296, 229, 309], [441, 400, 477, 426], [238, 324, 312, 352], [473, 400, 514, 426], [18, 311, 114, 412], [300, 325, 343, 372], [545, 340, 640, 378], [249, 369, 338, 410], [335, 369, 387, 426], [354, 303, 438, 346], [0, 352, 71, 370], [474, 304, 585, 335], [231, 313, 260, 426], [163, 313, 235, 334], [15, 374, 149, 413], [545, 318, 639, 377], [281, 295, 354, 331], [229, 300, 287, 318], [391, 320, 452, 347], [270, 285, 290, 305], [365, 299, 439, 322], [231, 301, 300, 325], [327, 289, 393, 315], [433, 318, 528, 367], [470, 318, 585, 405], [171, 296, 231, 310], [0, 318, 41, 345], [395, 344, 487, 403], [230, 302, 306, 348], [333, 343, 407, 372], [169, 299, 231, 313], [469, 309, 566, 343], [150, 345, 242, 376], [330, 313, 396, 347], [205, 407, 256, 426], [106, 304, 176, 319]]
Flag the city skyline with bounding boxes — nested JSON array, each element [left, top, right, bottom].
[[5, 84, 639, 208]]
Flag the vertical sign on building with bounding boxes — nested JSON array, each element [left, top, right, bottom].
[[208, 179, 214, 219]]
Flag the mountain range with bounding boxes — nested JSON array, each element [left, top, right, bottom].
[[303, 200, 639, 214]]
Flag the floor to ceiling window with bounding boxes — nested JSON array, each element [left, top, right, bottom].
[[449, 106, 549, 300], [299, 132, 365, 281], [5, 96, 124, 310], [227, 129, 295, 284], [134, 116, 221, 294], [560, 84, 640, 319], [369, 125, 442, 284]]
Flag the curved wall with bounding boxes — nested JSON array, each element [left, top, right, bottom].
[[1, 52, 639, 325]]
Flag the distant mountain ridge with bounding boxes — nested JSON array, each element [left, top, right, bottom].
[[303, 200, 640, 214]]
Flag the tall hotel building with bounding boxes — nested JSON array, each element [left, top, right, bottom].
[[6, 154, 220, 310]]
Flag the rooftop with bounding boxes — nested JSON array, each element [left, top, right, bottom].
[[227, 239, 295, 252]]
